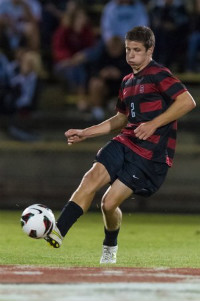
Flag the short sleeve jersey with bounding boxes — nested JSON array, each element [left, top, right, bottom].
[[114, 60, 187, 166]]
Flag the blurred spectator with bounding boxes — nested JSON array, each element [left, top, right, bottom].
[[186, 0, 200, 72], [101, 0, 149, 42], [0, 0, 41, 52], [8, 51, 41, 111], [0, 21, 11, 58], [40, 0, 77, 50], [51, 7, 95, 110], [87, 36, 131, 121], [0, 49, 44, 141], [0, 51, 10, 105], [150, 0, 189, 71]]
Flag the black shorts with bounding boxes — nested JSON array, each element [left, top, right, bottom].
[[95, 140, 169, 197]]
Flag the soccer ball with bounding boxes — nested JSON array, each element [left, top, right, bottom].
[[21, 204, 55, 239]]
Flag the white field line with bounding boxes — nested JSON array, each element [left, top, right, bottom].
[[77, 269, 200, 282], [13, 271, 43, 275], [1, 283, 200, 301]]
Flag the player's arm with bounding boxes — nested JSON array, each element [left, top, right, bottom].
[[134, 91, 196, 140], [65, 112, 128, 145]]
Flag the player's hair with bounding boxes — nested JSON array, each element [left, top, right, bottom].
[[125, 26, 155, 50]]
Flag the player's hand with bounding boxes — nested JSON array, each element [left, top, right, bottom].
[[64, 129, 86, 145], [134, 122, 157, 140]]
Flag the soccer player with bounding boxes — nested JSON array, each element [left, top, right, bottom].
[[45, 26, 196, 264]]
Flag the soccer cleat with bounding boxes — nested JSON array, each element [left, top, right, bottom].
[[44, 225, 63, 248], [100, 245, 118, 264]]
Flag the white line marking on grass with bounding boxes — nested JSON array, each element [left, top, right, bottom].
[[1, 283, 200, 301]]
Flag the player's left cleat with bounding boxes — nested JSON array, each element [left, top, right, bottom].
[[100, 245, 118, 264], [44, 225, 63, 248]]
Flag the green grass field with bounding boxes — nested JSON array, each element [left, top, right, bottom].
[[1, 210, 200, 267]]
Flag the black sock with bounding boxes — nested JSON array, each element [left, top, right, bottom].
[[56, 201, 83, 237], [103, 227, 120, 247]]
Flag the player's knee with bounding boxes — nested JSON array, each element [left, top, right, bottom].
[[101, 196, 116, 213]]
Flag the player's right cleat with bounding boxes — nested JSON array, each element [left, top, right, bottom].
[[44, 225, 63, 248], [100, 245, 118, 264]]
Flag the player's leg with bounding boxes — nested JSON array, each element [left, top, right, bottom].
[[102, 179, 132, 230], [68, 162, 110, 212], [45, 162, 111, 248], [100, 179, 133, 264]]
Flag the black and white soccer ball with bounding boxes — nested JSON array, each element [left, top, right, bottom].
[[21, 204, 55, 239]]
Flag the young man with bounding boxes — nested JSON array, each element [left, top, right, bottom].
[[45, 26, 196, 264]]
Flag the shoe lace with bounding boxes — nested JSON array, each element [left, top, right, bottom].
[[103, 247, 113, 260]]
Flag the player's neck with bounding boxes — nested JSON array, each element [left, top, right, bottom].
[[132, 58, 152, 74]]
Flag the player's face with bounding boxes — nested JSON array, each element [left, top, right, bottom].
[[125, 40, 153, 72]]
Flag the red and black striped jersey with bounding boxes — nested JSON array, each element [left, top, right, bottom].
[[114, 60, 187, 166]]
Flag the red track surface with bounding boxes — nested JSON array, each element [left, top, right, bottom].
[[1, 266, 200, 284]]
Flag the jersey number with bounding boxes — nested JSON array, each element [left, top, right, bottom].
[[131, 102, 135, 118]]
